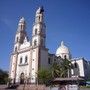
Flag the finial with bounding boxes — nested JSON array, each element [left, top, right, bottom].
[[19, 17, 25, 23], [61, 41, 64, 46], [36, 6, 44, 14]]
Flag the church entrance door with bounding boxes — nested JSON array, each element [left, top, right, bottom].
[[20, 73, 24, 84]]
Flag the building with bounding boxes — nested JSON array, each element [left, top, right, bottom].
[[9, 7, 90, 84], [56, 40, 90, 79], [71, 58, 90, 79], [9, 7, 49, 84]]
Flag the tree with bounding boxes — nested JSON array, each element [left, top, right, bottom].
[[37, 68, 53, 85], [37, 58, 72, 85], [51, 58, 71, 78], [51, 62, 61, 78], [60, 58, 71, 78], [0, 69, 9, 84]]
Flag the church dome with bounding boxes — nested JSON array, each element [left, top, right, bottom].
[[56, 41, 70, 58]]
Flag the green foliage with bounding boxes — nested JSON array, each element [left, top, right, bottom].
[[37, 58, 71, 86], [0, 69, 9, 84], [51, 62, 61, 78], [37, 68, 53, 85], [51, 58, 71, 78], [60, 58, 71, 77]]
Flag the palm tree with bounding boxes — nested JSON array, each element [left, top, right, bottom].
[[37, 68, 52, 85], [51, 57, 71, 78], [60, 57, 71, 78], [37, 58, 72, 85], [51, 62, 61, 78]]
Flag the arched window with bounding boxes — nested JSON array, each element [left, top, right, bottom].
[[74, 62, 78, 68], [39, 16, 40, 21], [21, 24, 23, 30], [20, 57, 22, 64], [35, 29, 37, 35], [25, 56, 28, 63], [16, 37, 18, 42], [34, 40, 37, 46], [73, 62, 79, 76], [15, 47, 17, 52], [64, 55, 67, 59]]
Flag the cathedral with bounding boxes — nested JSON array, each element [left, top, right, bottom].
[[9, 7, 90, 84], [9, 7, 49, 84]]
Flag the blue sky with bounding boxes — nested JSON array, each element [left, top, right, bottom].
[[0, 0, 90, 70]]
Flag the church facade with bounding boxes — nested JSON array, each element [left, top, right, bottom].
[[9, 7, 49, 84], [9, 7, 90, 84]]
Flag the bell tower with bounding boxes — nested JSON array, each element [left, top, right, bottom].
[[10, 17, 29, 83], [32, 6, 46, 47], [10, 7, 48, 84], [31, 7, 48, 83], [14, 17, 28, 52]]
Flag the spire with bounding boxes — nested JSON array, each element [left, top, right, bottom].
[[32, 6, 46, 47], [17, 17, 26, 32], [35, 6, 44, 23], [61, 41, 64, 46], [15, 17, 29, 44], [36, 6, 44, 14], [19, 17, 25, 23]]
